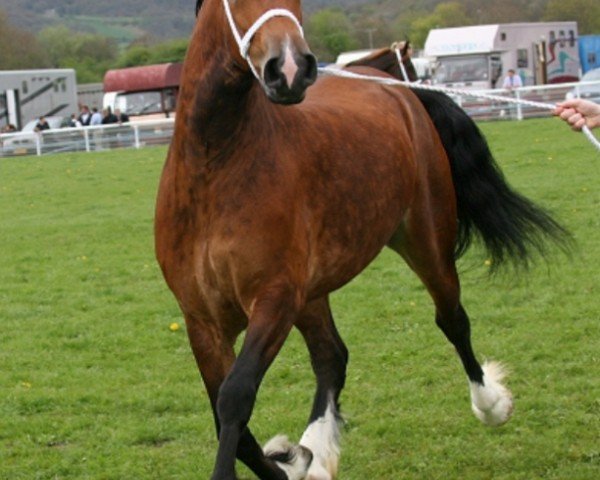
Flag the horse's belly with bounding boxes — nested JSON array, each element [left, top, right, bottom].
[[304, 177, 411, 297]]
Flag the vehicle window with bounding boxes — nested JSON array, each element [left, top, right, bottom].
[[434, 56, 489, 83], [517, 49, 528, 68], [117, 91, 163, 115]]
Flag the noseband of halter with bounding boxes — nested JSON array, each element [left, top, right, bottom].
[[222, 0, 305, 81]]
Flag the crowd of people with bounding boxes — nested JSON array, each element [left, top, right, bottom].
[[75, 105, 129, 128], [1, 105, 130, 134], [2, 97, 599, 136]]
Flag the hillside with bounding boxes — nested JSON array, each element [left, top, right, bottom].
[[0, 0, 370, 43], [0, 0, 585, 50]]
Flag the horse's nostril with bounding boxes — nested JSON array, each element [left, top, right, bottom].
[[303, 53, 318, 86], [264, 57, 282, 88]]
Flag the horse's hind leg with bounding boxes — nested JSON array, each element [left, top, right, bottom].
[[287, 296, 347, 480], [389, 210, 513, 427], [185, 310, 309, 480]]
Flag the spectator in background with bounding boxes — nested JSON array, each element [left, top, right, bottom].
[[554, 98, 600, 131], [1, 124, 17, 133], [78, 105, 92, 126], [102, 107, 118, 125], [69, 114, 81, 128], [34, 117, 50, 132], [115, 109, 130, 124], [90, 108, 103, 126], [502, 69, 523, 90]]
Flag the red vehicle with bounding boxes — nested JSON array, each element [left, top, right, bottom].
[[103, 63, 183, 120]]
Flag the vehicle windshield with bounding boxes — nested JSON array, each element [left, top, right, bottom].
[[434, 56, 489, 83], [117, 91, 163, 115]]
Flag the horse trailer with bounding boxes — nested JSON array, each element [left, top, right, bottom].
[[0, 69, 78, 131], [425, 22, 580, 90]]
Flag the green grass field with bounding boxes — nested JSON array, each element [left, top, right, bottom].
[[1, 118, 598, 479]]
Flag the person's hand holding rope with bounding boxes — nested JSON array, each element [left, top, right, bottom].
[[554, 99, 600, 131]]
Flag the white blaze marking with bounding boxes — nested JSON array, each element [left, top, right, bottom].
[[281, 39, 299, 88]]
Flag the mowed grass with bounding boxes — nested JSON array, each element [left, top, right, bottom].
[[0, 118, 598, 479]]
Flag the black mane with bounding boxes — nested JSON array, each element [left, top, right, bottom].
[[195, 0, 203, 16]]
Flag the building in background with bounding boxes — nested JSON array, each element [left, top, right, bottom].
[[425, 22, 580, 90], [0, 69, 78, 130]]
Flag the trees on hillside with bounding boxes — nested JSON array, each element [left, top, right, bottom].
[[0, 12, 187, 82], [408, 2, 474, 47], [306, 8, 359, 62], [0, 10, 49, 69], [38, 27, 118, 83], [3, 0, 600, 79], [543, 0, 600, 34], [116, 39, 189, 68]]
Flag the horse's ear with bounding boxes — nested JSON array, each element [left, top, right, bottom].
[[401, 39, 411, 56], [195, 0, 204, 16]]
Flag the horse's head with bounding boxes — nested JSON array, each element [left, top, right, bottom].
[[206, 0, 317, 104], [392, 40, 412, 63]]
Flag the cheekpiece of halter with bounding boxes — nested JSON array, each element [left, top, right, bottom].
[[393, 45, 410, 83], [222, 0, 305, 80]]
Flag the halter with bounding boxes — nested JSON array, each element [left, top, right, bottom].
[[392, 44, 411, 83], [222, 0, 305, 81]]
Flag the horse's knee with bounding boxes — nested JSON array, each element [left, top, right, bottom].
[[217, 374, 257, 427]]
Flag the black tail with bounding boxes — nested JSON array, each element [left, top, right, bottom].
[[412, 89, 569, 268]]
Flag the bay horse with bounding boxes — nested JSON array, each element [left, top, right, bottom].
[[346, 41, 419, 83], [155, 2, 566, 479], [347, 42, 567, 262]]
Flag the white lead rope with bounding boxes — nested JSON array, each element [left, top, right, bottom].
[[318, 66, 600, 153], [220, 0, 599, 153]]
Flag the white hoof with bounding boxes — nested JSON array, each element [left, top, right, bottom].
[[264, 435, 312, 480], [299, 399, 342, 480], [470, 361, 513, 426]]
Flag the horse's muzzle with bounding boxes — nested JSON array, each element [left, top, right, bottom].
[[262, 51, 318, 105]]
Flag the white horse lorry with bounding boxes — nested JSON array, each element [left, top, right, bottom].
[[0, 69, 78, 131], [425, 22, 580, 90]]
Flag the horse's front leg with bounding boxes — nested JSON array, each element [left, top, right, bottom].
[[211, 285, 312, 480]]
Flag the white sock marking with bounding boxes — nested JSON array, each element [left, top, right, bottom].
[[470, 361, 514, 426], [299, 398, 341, 480], [264, 435, 311, 480]]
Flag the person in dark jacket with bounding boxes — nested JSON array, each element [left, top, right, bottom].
[[34, 117, 50, 131]]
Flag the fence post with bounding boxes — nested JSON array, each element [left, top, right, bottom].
[[35, 133, 42, 156], [84, 129, 90, 152], [133, 125, 141, 149], [516, 90, 523, 121]]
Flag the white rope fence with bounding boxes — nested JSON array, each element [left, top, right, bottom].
[[318, 67, 600, 153]]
